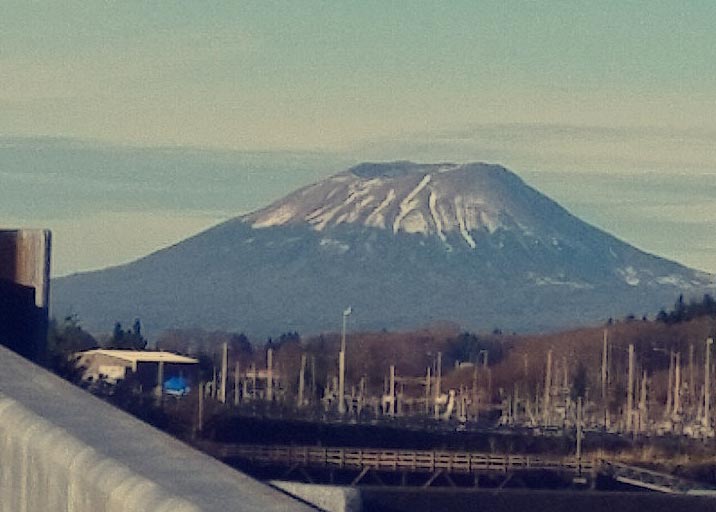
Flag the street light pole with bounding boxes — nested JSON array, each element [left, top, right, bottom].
[[338, 306, 352, 415]]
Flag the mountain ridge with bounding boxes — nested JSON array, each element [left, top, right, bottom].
[[52, 161, 713, 339]]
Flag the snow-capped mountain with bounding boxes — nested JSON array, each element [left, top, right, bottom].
[[53, 162, 713, 339], [248, 162, 511, 243]]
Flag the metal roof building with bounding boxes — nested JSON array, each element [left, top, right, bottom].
[[75, 349, 200, 387]]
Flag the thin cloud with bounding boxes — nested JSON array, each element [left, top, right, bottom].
[[352, 123, 716, 173]]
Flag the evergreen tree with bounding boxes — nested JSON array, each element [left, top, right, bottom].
[[107, 319, 147, 350]]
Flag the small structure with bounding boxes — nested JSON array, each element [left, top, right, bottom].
[[74, 349, 199, 391]]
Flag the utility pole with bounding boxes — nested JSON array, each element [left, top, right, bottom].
[[472, 365, 478, 420], [601, 329, 609, 428], [576, 396, 583, 468], [601, 330, 608, 397], [250, 363, 257, 400], [219, 342, 228, 404], [704, 338, 713, 428], [626, 344, 635, 432], [311, 355, 316, 400], [666, 351, 674, 416], [298, 353, 307, 407], [543, 349, 552, 426], [389, 365, 396, 417], [234, 361, 240, 406], [266, 347, 274, 402], [425, 366, 432, 415], [689, 344, 695, 408], [338, 307, 351, 415], [434, 352, 442, 419], [673, 352, 681, 418]]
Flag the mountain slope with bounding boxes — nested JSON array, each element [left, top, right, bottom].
[[52, 162, 712, 339]]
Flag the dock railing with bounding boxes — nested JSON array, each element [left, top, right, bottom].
[[218, 443, 597, 475]]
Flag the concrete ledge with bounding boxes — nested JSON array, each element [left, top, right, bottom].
[[270, 481, 362, 512], [0, 346, 313, 512]]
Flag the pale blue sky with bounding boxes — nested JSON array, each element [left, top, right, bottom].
[[3, 1, 716, 148], [1, 2, 715, 276]]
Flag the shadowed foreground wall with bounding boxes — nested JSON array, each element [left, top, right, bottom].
[[0, 345, 314, 512], [0, 229, 51, 361]]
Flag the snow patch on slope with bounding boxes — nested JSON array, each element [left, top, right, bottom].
[[252, 204, 295, 228], [401, 211, 429, 234], [618, 266, 641, 286], [454, 196, 476, 249], [365, 189, 396, 229], [531, 274, 594, 289], [480, 211, 500, 233], [655, 275, 698, 288], [312, 203, 344, 231], [429, 192, 447, 242], [393, 174, 432, 234], [320, 238, 350, 254]]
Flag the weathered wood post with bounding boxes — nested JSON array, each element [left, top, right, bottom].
[[389, 365, 396, 417], [425, 366, 432, 415], [298, 353, 307, 407], [197, 382, 204, 435], [234, 360, 240, 406], [639, 370, 647, 432], [434, 352, 442, 419], [155, 360, 165, 401], [219, 342, 228, 404], [250, 362, 257, 400], [267, 347, 274, 402]]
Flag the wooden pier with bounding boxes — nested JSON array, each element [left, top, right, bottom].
[[209, 443, 716, 494], [211, 443, 595, 487], [602, 461, 716, 496]]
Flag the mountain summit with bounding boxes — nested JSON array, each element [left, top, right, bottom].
[[247, 162, 610, 254], [53, 161, 712, 338], [248, 162, 530, 246]]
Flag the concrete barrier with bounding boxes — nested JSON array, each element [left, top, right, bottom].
[[270, 481, 362, 512], [0, 345, 315, 512]]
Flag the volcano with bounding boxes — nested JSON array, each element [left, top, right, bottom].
[[53, 161, 712, 339]]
